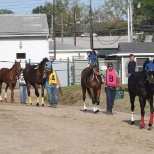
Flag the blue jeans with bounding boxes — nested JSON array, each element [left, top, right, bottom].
[[105, 87, 116, 112], [46, 86, 58, 106], [20, 85, 27, 103]]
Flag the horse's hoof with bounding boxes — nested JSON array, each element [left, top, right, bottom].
[[42, 104, 45, 107], [84, 109, 87, 112], [130, 121, 135, 125], [35, 103, 39, 107], [0, 100, 2, 102], [140, 125, 145, 129], [147, 125, 152, 130], [30, 103, 32, 106]]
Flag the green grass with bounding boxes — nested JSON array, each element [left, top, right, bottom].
[[58, 84, 152, 116]]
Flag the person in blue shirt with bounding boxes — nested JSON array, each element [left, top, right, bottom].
[[44, 60, 61, 108]]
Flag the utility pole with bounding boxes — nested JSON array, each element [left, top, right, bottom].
[[53, 0, 56, 60], [90, 0, 93, 50], [61, 12, 64, 43], [73, 1, 77, 46], [127, 0, 133, 42]]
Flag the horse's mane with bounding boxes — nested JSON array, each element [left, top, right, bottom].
[[39, 57, 49, 66]]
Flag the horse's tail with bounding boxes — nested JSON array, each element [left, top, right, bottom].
[[86, 87, 92, 99]]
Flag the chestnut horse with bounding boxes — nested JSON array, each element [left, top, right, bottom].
[[81, 53, 102, 113], [23, 57, 49, 106], [0, 60, 21, 102], [128, 59, 154, 129]]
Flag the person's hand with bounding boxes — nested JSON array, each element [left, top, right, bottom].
[[126, 73, 128, 77], [117, 83, 121, 90]]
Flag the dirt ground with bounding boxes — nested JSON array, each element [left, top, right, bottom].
[[0, 89, 154, 154]]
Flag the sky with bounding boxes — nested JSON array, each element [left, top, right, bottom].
[[0, 0, 104, 14]]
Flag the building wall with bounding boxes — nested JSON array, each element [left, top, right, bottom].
[[0, 37, 48, 69]]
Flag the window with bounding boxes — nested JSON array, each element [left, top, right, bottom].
[[16, 53, 26, 59], [136, 58, 147, 72]]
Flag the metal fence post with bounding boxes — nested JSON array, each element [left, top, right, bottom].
[[67, 57, 70, 86]]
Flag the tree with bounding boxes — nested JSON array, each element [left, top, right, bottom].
[[0, 9, 14, 14]]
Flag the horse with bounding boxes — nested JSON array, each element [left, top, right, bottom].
[[81, 52, 102, 113], [128, 58, 154, 129], [23, 57, 49, 106], [0, 60, 21, 102]]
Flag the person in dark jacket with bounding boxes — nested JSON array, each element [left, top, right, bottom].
[[125, 54, 138, 77]]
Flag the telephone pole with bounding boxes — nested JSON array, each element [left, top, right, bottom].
[[53, 0, 56, 59], [73, 1, 77, 46], [90, 0, 93, 50], [127, 0, 133, 42]]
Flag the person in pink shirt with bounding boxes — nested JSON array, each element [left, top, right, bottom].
[[94, 62, 121, 115]]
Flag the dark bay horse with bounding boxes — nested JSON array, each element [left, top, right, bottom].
[[81, 53, 102, 113], [128, 59, 154, 129], [0, 60, 21, 102], [23, 58, 49, 106]]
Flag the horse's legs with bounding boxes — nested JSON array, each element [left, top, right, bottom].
[[41, 84, 45, 106], [34, 84, 39, 107], [9, 84, 14, 103], [89, 88, 96, 113], [147, 97, 154, 130], [95, 88, 101, 113], [0, 82, 3, 102], [81, 84, 87, 111], [129, 93, 136, 125], [26, 81, 32, 105], [4, 84, 9, 102], [139, 97, 146, 128]]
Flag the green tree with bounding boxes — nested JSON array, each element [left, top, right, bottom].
[[0, 9, 14, 14]]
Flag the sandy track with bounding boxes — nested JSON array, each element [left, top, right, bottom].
[[0, 89, 154, 154]]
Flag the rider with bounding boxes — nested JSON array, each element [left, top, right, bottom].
[[87, 51, 97, 68]]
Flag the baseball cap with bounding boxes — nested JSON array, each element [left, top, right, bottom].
[[107, 62, 113, 67]]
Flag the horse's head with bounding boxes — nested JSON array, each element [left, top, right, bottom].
[[144, 59, 154, 85], [14, 60, 21, 75], [36, 57, 49, 75]]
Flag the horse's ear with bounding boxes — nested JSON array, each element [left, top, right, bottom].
[[15, 60, 17, 62]]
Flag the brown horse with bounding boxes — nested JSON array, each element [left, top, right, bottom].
[[81, 54, 102, 113], [0, 60, 21, 102], [23, 57, 49, 106]]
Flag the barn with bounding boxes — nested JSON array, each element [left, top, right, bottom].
[[0, 14, 49, 68]]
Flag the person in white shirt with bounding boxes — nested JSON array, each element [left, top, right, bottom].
[[19, 68, 27, 104]]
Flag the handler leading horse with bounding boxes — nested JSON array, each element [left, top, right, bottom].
[[128, 58, 154, 129], [81, 51, 102, 113]]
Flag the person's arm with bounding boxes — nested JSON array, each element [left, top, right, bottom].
[[93, 68, 101, 76], [115, 71, 121, 89], [125, 61, 129, 77], [135, 61, 139, 72], [57, 76, 61, 87]]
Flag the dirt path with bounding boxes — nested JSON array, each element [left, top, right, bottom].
[[0, 89, 154, 154]]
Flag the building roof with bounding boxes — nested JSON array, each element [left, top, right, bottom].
[[0, 14, 49, 36], [49, 39, 91, 53], [109, 42, 154, 56], [56, 36, 128, 49], [98, 49, 118, 57]]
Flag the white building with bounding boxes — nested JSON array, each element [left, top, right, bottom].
[[0, 14, 49, 68]]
